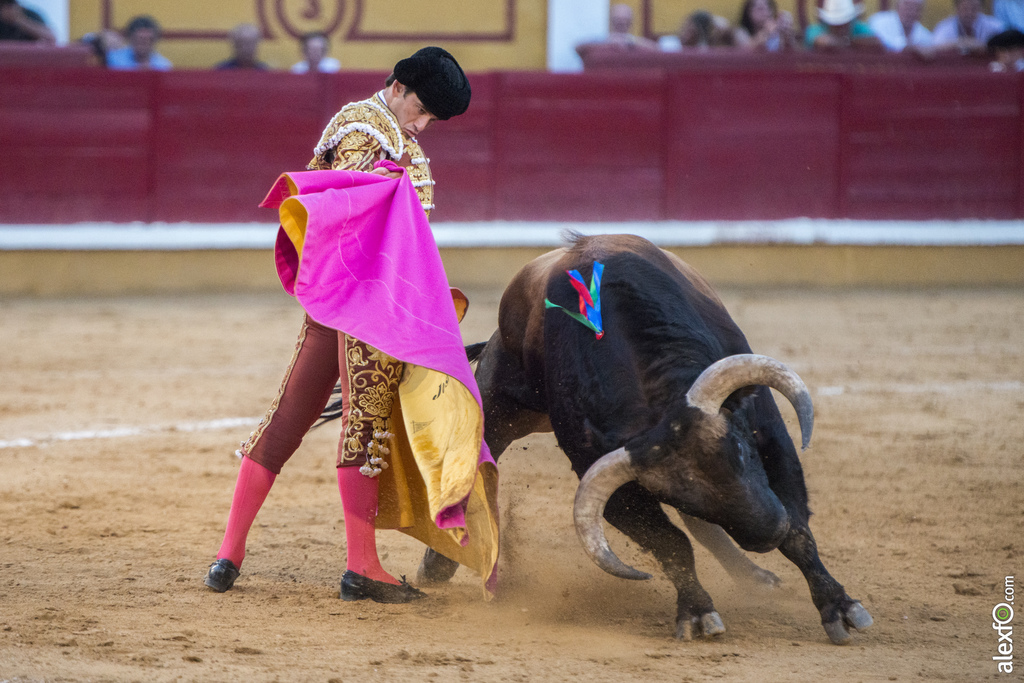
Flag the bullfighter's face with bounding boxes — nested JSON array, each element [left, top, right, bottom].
[[385, 81, 439, 139]]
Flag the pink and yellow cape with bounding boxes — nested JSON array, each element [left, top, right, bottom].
[[261, 166, 498, 596]]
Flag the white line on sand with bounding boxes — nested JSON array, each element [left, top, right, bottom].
[[0, 417, 258, 450], [816, 381, 1024, 397], [2, 379, 1021, 449]]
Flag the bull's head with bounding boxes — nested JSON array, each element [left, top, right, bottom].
[[573, 354, 813, 581]]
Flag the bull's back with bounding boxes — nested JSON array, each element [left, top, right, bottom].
[[549, 235, 738, 342], [495, 234, 749, 385]]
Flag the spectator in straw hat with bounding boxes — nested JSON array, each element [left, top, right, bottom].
[[805, 0, 884, 50]]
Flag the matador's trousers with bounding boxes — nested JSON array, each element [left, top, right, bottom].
[[238, 315, 402, 475]]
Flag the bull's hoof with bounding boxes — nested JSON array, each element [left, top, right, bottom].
[[749, 566, 782, 590], [822, 601, 873, 645], [416, 548, 460, 585], [675, 611, 726, 640]]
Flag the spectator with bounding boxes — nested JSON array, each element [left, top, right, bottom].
[[606, 3, 660, 48], [79, 29, 126, 67], [868, 0, 934, 51], [994, 0, 1024, 31], [578, 3, 660, 57], [932, 0, 1005, 52], [107, 15, 172, 70], [805, 0, 884, 51], [290, 32, 340, 73], [216, 23, 269, 70], [987, 27, 1024, 67], [733, 0, 797, 51], [674, 10, 735, 49], [0, 0, 55, 43]]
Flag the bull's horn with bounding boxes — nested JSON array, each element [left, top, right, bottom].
[[573, 447, 653, 581], [685, 354, 814, 450]]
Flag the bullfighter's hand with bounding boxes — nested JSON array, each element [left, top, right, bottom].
[[369, 166, 403, 179]]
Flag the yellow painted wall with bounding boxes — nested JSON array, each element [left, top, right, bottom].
[[69, 0, 960, 72], [70, 0, 548, 71], [3, 246, 1023, 296]]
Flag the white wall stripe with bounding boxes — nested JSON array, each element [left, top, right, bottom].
[[0, 220, 1022, 251]]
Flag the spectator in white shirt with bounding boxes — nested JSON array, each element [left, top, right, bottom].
[[932, 0, 1006, 53], [994, 0, 1024, 31], [290, 32, 341, 73], [868, 0, 934, 51]]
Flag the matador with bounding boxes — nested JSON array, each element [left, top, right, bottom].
[[204, 47, 496, 604]]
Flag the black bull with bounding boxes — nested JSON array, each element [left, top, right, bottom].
[[416, 234, 872, 644]]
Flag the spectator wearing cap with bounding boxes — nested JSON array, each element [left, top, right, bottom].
[[203, 47, 489, 607], [216, 23, 269, 70], [868, 0, 934, 51], [932, 0, 1006, 53], [290, 32, 341, 73], [107, 15, 172, 70], [988, 27, 1024, 67], [805, 0, 884, 50]]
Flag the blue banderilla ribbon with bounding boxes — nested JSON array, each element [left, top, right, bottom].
[[544, 262, 604, 339]]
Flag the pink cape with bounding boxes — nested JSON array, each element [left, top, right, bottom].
[[261, 167, 494, 532]]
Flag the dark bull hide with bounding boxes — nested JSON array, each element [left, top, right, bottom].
[[418, 233, 872, 644]]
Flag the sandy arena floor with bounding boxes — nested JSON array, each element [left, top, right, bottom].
[[0, 284, 1021, 682]]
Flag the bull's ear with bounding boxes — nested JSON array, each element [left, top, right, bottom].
[[583, 418, 618, 454], [720, 386, 758, 415]]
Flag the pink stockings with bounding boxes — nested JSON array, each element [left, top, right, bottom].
[[218, 456, 397, 585], [215, 317, 399, 583], [337, 466, 399, 585], [216, 456, 276, 567], [216, 460, 397, 584]]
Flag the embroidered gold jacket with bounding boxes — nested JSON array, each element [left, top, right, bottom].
[[308, 90, 435, 217]]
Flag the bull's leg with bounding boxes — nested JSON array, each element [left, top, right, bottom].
[[603, 483, 725, 640], [418, 385, 550, 585], [754, 393, 873, 644], [775, 524, 873, 644], [678, 514, 781, 589]]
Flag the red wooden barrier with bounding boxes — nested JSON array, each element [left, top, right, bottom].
[[841, 70, 1020, 219], [0, 69, 154, 223], [0, 61, 1020, 223], [665, 70, 841, 220]]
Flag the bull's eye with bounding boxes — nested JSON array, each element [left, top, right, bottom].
[[733, 437, 752, 468]]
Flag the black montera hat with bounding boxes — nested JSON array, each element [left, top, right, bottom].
[[393, 47, 471, 120]]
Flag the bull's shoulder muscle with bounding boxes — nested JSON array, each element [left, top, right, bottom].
[[660, 249, 725, 308]]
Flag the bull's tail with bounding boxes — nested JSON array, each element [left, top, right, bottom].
[[315, 342, 488, 427], [316, 386, 346, 427], [466, 341, 487, 363]]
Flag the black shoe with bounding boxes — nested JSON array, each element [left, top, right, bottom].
[[204, 558, 240, 593], [339, 570, 426, 604]]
